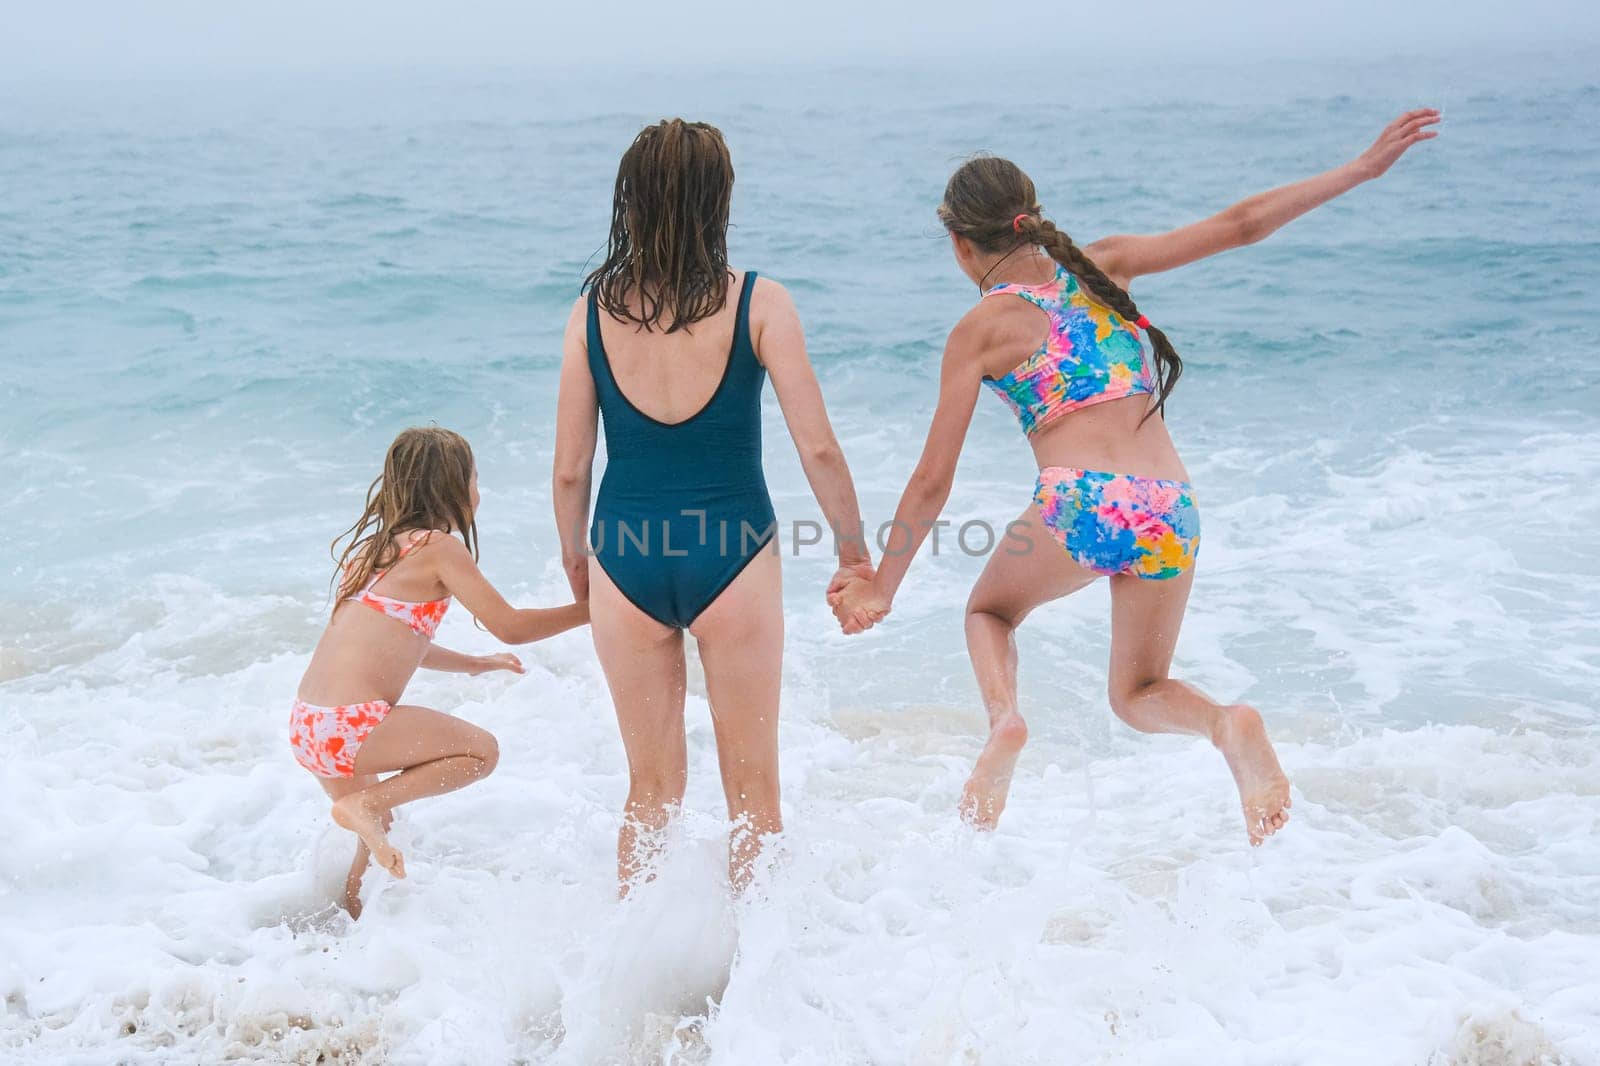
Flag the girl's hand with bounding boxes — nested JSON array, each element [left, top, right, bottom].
[[827, 575, 890, 635], [474, 652, 526, 676], [1353, 108, 1440, 181], [827, 561, 882, 634]]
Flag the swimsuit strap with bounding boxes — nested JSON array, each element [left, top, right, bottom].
[[356, 531, 436, 597], [587, 271, 758, 380], [733, 270, 757, 351], [982, 264, 1068, 302], [585, 286, 610, 391]]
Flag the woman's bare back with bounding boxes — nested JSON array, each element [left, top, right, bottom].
[[592, 273, 748, 425]]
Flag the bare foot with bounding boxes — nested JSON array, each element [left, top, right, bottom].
[[342, 883, 364, 920], [959, 712, 1029, 830], [331, 795, 405, 878], [1213, 704, 1292, 846]]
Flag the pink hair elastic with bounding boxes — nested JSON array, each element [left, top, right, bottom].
[[1134, 315, 1151, 330]]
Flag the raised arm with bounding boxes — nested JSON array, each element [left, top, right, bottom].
[[552, 296, 599, 602], [431, 536, 589, 644], [751, 278, 873, 576], [1088, 108, 1440, 287], [828, 315, 987, 631]]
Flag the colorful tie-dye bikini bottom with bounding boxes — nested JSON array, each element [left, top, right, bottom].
[[1032, 466, 1200, 580]]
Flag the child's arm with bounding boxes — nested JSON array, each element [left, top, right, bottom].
[[1087, 109, 1439, 288], [420, 644, 527, 676], [826, 314, 985, 633], [431, 537, 591, 645]]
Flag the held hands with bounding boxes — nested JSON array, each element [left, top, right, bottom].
[[1354, 108, 1441, 180], [826, 562, 890, 635], [472, 652, 526, 676]]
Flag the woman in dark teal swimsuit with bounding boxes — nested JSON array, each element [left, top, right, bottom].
[[553, 119, 873, 894], [583, 268, 776, 627]]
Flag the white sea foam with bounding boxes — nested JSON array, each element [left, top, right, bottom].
[[4, 601, 1598, 1063]]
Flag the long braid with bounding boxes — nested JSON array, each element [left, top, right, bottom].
[[1022, 216, 1182, 421]]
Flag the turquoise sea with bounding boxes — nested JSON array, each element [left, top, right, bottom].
[[3, 48, 1597, 1064]]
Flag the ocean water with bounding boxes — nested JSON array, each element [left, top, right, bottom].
[[3, 48, 1598, 1065]]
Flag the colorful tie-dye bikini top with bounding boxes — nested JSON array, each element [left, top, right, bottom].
[[980, 264, 1154, 436], [348, 532, 451, 638]]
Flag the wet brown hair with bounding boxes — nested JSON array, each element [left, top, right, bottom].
[[584, 118, 735, 333], [938, 155, 1182, 420], [331, 426, 478, 604]]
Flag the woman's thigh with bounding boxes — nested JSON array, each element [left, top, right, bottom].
[[588, 557, 689, 784], [689, 548, 783, 788]]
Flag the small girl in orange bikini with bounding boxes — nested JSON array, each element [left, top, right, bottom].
[[293, 426, 588, 916]]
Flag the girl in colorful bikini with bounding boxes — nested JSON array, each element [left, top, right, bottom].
[[292, 426, 588, 915], [831, 109, 1439, 844]]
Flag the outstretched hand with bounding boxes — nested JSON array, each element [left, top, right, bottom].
[[1354, 108, 1440, 180], [474, 652, 526, 676]]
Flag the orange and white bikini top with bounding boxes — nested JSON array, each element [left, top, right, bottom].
[[348, 531, 451, 638]]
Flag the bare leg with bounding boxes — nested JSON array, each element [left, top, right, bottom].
[[690, 548, 783, 893], [960, 504, 1100, 828], [1107, 568, 1291, 845], [588, 560, 688, 896], [325, 706, 500, 879], [317, 773, 390, 917]]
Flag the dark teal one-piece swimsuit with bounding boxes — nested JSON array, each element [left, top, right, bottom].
[[588, 271, 776, 628]]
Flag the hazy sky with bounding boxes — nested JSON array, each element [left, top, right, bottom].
[[5, 0, 1597, 76]]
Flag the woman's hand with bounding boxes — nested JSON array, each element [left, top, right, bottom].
[[472, 652, 526, 676], [827, 559, 876, 600], [1352, 108, 1440, 181], [827, 574, 890, 635], [827, 560, 881, 633]]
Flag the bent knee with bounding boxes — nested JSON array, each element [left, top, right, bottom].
[[965, 593, 1023, 631], [469, 729, 500, 775], [1107, 680, 1157, 724]]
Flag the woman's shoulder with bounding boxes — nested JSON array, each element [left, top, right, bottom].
[[745, 271, 788, 300], [744, 273, 798, 322], [564, 292, 589, 330]]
